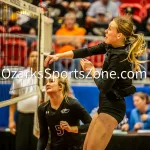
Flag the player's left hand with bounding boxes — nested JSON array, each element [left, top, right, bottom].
[[80, 59, 95, 72], [60, 121, 71, 132]]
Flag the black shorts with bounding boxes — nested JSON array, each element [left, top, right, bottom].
[[97, 91, 126, 124]]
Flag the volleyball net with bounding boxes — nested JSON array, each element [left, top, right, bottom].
[[0, 0, 53, 107]]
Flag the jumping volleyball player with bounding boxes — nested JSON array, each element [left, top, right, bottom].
[[44, 16, 147, 150]]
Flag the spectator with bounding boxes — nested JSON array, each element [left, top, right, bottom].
[[54, 12, 86, 72], [62, 0, 91, 9], [124, 7, 143, 33], [64, 0, 91, 27], [47, 0, 67, 18], [29, 27, 37, 35], [39, 0, 67, 33], [55, 13, 86, 53], [26, 27, 37, 48], [130, 92, 150, 131], [86, 0, 119, 24], [88, 8, 109, 36]]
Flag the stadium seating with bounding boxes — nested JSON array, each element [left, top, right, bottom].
[[2, 38, 27, 66]]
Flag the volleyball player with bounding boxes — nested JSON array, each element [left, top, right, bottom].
[[44, 16, 147, 150], [37, 74, 92, 150]]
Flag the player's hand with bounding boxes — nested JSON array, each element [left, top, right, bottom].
[[121, 123, 129, 131], [134, 122, 142, 130], [141, 114, 148, 121], [80, 59, 96, 78], [80, 59, 95, 72], [44, 55, 59, 67], [9, 120, 16, 135], [60, 121, 71, 132]]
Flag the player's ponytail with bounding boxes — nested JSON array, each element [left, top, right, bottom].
[[126, 33, 147, 71], [114, 16, 147, 71]]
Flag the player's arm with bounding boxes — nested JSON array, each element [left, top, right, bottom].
[[37, 105, 49, 150], [60, 99, 92, 134], [72, 99, 92, 133], [60, 121, 79, 133], [9, 95, 18, 134], [72, 42, 106, 59], [9, 95, 17, 121], [86, 2, 97, 24], [44, 43, 106, 66]]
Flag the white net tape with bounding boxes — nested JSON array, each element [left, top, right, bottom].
[[1, 0, 43, 16], [0, 85, 41, 108]]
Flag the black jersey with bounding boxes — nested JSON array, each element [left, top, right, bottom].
[[73, 42, 136, 97], [37, 97, 91, 150]]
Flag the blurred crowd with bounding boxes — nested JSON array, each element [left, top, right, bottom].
[[0, 0, 150, 77]]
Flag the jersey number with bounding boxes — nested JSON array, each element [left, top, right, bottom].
[[55, 125, 64, 136]]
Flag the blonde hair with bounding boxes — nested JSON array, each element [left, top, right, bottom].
[[52, 73, 70, 98], [134, 92, 150, 104], [114, 16, 147, 71]]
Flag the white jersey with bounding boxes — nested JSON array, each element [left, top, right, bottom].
[[9, 67, 38, 113]]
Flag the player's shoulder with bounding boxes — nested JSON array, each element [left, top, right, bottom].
[[65, 96, 81, 106], [38, 101, 50, 112]]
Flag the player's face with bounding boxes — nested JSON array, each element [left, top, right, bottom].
[[133, 95, 146, 110], [104, 20, 121, 46], [46, 78, 60, 94]]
